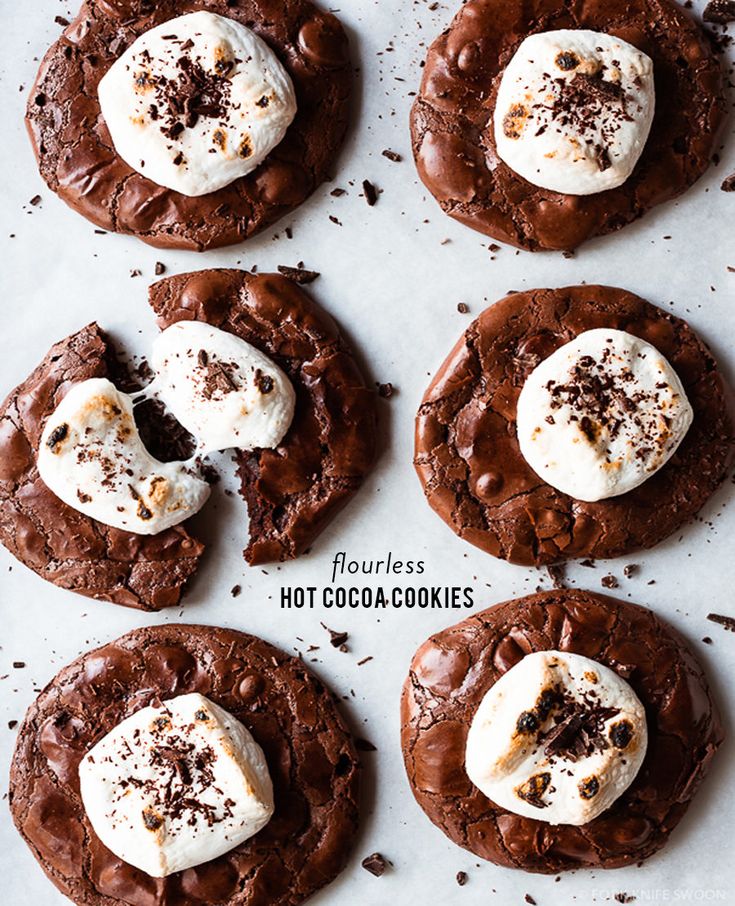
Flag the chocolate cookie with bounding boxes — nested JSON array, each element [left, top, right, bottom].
[[401, 588, 722, 872], [27, 0, 351, 250], [415, 285, 732, 566], [148, 269, 378, 565], [0, 323, 204, 611], [10, 623, 360, 905], [410, 0, 724, 251]]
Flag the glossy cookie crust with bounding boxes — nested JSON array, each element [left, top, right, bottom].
[[27, 0, 352, 250], [401, 588, 723, 872], [10, 623, 360, 906], [414, 285, 732, 566], [0, 323, 204, 611], [410, 0, 724, 251], [149, 269, 378, 565]]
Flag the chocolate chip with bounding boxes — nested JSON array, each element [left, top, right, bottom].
[[382, 149, 402, 162], [377, 382, 395, 399], [8, 720, 17, 730], [12, 662, 25, 669], [623, 564, 638, 578], [29, 195, 42, 206], [46, 423, 68, 449], [601, 574, 618, 589], [578, 775, 600, 799], [516, 710, 539, 733], [361, 852, 389, 877], [277, 265, 320, 284], [362, 179, 378, 206]]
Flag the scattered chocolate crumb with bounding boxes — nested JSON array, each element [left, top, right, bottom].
[[488, 243, 501, 252], [362, 179, 378, 206], [562, 250, 576, 259], [321, 622, 349, 648], [276, 264, 320, 284], [130, 268, 142, 278], [580, 558, 596, 568], [361, 853, 389, 877], [377, 382, 394, 399], [703, 0, 735, 23], [329, 215, 342, 225], [29, 195, 42, 206], [457, 302, 469, 313], [456, 871, 468, 886], [54, 15, 70, 26], [614, 895, 636, 904], [230, 585, 241, 598], [707, 612, 735, 632], [330, 187, 346, 197], [357, 656, 373, 666], [721, 174, 735, 192], [382, 149, 402, 162], [702, 636, 713, 644], [8, 720, 18, 730], [355, 738, 377, 751], [525, 896, 537, 905], [12, 662, 25, 669], [623, 564, 638, 578], [154, 262, 166, 275], [601, 574, 619, 589], [546, 564, 566, 589]]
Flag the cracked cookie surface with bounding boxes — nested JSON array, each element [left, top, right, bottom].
[[10, 623, 360, 905], [0, 323, 204, 610], [401, 588, 722, 872], [149, 269, 378, 565], [410, 0, 724, 251], [414, 285, 732, 566], [27, 0, 351, 250]]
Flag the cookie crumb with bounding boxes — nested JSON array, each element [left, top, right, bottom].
[[277, 265, 320, 284], [361, 853, 389, 877], [362, 179, 378, 206], [456, 871, 468, 886]]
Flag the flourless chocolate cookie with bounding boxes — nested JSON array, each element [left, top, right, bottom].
[[27, 0, 351, 250], [415, 285, 732, 566], [401, 588, 722, 872], [148, 269, 378, 565], [10, 623, 360, 905], [0, 323, 204, 611], [411, 0, 724, 251]]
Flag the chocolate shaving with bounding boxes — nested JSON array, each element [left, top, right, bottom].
[[361, 852, 389, 877], [277, 265, 320, 284], [707, 612, 735, 632]]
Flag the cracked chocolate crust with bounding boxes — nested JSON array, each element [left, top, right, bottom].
[[9, 623, 360, 905], [26, 0, 351, 251], [410, 0, 724, 251], [400, 588, 723, 873], [0, 323, 204, 610], [148, 269, 378, 564], [415, 285, 733, 566]]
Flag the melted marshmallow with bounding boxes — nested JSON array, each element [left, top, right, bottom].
[[98, 11, 297, 196], [79, 693, 274, 877], [37, 378, 210, 534], [465, 651, 647, 825], [516, 328, 692, 501], [494, 30, 655, 194]]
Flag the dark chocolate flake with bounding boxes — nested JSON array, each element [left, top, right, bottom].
[[707, 612, 735, 632], [362, 179, 378, 206], [361, 852, 389, 877], [277, 265, 320, 284]]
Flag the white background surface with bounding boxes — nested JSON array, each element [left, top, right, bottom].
[[0, 1, 734, 904]]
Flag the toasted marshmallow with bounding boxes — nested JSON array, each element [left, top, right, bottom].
[[493, 30, 654, 194], [37, 378, 210, 534], [516, 328, 692, 501], [79, 693, 274, 878], [98, 11, 297, 196], [150, 320, 296, 454], [466, 651, 647, 826]]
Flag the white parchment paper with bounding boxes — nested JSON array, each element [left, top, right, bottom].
[[0, 1, 734, 903]]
